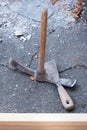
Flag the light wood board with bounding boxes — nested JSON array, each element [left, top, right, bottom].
[[0, 114, 87, 130]]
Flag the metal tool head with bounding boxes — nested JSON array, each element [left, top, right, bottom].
[[44, 60, 76, 87], [45, 60, 59, 83], [9, 58, 76, 87]]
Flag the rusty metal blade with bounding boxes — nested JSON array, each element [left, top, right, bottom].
[[9, 58, 36, 76]]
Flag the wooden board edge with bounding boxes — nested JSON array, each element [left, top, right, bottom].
[[0, 114, 87, 130], [0, 121, 87, 130]]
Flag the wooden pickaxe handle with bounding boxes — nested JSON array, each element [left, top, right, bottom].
[[37, 9, 48, 74]]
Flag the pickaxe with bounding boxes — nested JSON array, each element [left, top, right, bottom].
[[9, 9, 76, 111]]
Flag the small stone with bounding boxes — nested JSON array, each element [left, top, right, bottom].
[[16, 85, 18, 87], [0, 39, 2, 43], [20, 36, 26, 41], [26, 34, 31, 40], [14, 27, 26, 37], [14, 29, 24, 36]]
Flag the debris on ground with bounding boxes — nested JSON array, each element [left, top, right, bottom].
[[13, 26, 27, 37], [26, 34, 32, 41], [20, 36, 27, 42], [71, 0, 83, 18], [19, 34, 31, 42], [50, 0, 58, 5], [10, 0, 53, 22], [9, 0, 81, 28]]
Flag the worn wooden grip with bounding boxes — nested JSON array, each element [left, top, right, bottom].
[[38, 9, 48, 74], [57, 85, 74, 111]]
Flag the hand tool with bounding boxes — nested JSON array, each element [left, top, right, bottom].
[[9, 58, 76, 88], [45, 60, 74, 110], [9, 8, 76, 111]]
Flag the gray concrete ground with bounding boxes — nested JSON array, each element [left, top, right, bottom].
[[0, 0, 87, 113]]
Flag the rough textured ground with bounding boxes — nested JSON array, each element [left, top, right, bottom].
[[0, 0, 87, 113]]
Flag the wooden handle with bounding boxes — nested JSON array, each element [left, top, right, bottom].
[[57, 85, 74, 111], [37, 9, 48, 74]]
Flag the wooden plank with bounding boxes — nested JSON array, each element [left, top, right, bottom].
[[0, 114, 87, 130], [0, 114, 87, 121], [0, 122, 87, 130]]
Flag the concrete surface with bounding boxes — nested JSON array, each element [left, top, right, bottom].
[[0, 0, 87, 113]]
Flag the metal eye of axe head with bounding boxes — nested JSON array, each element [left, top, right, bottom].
[[9, 8, 77, 111]]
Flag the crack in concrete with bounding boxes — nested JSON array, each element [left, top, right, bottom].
[[0, 62, 87, 74], [26, 44, 40, 68], [59, 64, 87, 73], [27, 51, 38, 68], [48, 29, 56, 34], [0, 63, 10, 69]]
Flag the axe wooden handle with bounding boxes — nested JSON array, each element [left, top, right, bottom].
[[57, 85, 74, 111], [37, 9, 48, 74]]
